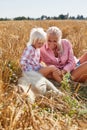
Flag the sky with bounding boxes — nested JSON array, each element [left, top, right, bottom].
[[0, 0, 87, 18]]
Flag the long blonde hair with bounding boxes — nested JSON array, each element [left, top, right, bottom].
[[47, 26, 63, 52]]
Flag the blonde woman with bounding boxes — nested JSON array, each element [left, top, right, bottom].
[[40, 26, 87, 83]]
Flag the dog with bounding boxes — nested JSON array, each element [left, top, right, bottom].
[[18, 71, 63, 103]]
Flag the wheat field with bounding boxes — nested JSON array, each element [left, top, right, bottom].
[[0, 20, 87, 130]]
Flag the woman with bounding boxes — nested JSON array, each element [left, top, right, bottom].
[[40, 26, 87, 83]]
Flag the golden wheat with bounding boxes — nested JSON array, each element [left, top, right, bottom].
[[0, 20, 87, 130]]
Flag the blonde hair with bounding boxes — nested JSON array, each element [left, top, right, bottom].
[[28, 27, 46, 45], [47, 26, 63, 52], [47, 26, 62, 41]]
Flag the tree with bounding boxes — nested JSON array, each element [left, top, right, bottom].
[[40, 15, 47, 20]]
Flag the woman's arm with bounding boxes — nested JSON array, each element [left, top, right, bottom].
[[63, 40, 76, 72]]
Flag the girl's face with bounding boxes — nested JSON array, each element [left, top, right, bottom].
[[47, 34, 59, 50], [33, 40, 44, 48]]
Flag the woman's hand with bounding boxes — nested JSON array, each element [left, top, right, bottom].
[[61, 70, 67, 76], [53, 68, 61, 76]]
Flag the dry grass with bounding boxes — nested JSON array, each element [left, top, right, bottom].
[[0, 81, 87, 130], [0, 20, 87, 129]]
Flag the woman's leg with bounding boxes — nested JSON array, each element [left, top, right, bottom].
[[71, 62, 87, 82], [39, 65, 62, 83], [79, 52, 87, 64]]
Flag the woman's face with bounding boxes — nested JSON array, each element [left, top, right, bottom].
[[47, 34, 58, 50]]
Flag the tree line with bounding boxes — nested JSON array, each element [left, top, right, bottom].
[[0, 14, 87, 21]]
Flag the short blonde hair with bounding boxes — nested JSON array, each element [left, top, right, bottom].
[[28, 27, 46, 45]]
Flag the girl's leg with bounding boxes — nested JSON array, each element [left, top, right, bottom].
[[71, 62, 87, 82], [79, 52, 87, 64]]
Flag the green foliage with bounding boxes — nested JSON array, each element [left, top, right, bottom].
[[64, 95, 79, 108], [61, 72, 71, 92], [79, 108, 87, 116], [63, 95, 87, 117], [61, 73, 87, 117]]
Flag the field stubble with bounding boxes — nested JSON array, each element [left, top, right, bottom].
[[0, 20, 87, 130]]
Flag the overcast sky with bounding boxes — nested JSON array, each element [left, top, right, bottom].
[[0, 0, 87, 18]]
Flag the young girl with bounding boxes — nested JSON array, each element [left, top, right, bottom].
[[20, 27, 62, 83]]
